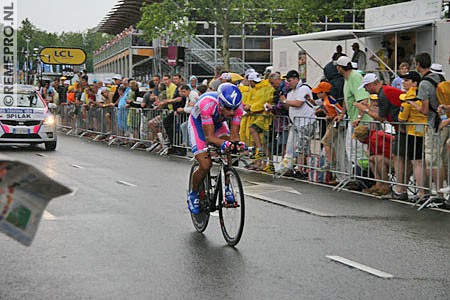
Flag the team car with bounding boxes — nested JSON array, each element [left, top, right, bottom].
[[0, 85, 57, 151]]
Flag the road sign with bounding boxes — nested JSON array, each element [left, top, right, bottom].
[[40, 47, 86, 65]]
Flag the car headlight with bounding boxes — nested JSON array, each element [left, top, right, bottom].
[[43, 115, 55, 125]]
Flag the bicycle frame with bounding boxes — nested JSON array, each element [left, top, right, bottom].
[[204, 149, 231, 212]]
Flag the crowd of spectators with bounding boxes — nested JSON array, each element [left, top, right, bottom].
[[94, 26, 138, 56], [40, 49, 450, 209]]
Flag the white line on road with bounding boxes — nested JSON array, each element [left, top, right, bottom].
[[210, 211, 219, 217], [71, 164, 83, 169], [116, 180, 137, 187], [326, 255, 393, 279], [43, 210, 57, 220], [69, 188, 78, 196]]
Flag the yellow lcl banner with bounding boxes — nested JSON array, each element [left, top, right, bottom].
[[40, 47, 87, 65]]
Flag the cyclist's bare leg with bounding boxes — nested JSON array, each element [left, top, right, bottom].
[[191, 152, 212, 192]]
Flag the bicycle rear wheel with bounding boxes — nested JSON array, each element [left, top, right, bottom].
[[219, 168, 245, 246], [188, 163, 210, 233]]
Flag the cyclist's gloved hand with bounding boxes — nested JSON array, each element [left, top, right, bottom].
[[237, 141, 246, 150], [221, 140, 232, 152]]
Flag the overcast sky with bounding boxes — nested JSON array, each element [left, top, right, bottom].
[[18, 0, 118, 33]]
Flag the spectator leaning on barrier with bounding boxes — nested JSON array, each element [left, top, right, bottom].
[[152, 75, 161, 97], [178, 84, 200, 146], [266, 72, 290, 161], [334, 56, 372, 170], [414, 54, 449, 199], [111, 74, 123, 106], [238, 74, 252, 146], [126, 80, 142, 139], [188, 75, 199, 93], [117, 79, 131, 134], [147, 82, 168, 151], [397, 71, 427, 199], [353, 125, 394, 196], [246, 72, 274, 171], [359, 73, 408, 200], [312, 81, 343, 171], [162, 74, 186, 147], [162, 74, 177, 102], [276, 70, 316, 178], [142, 80, 156, 108], [57, 80, 69, 105]]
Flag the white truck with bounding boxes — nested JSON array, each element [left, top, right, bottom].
[[272, 0, 450, 85]]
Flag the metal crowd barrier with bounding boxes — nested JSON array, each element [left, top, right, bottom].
[[57, 106, 450, 209]]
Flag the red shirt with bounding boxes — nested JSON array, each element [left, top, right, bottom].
[[366, 130, 394, 158]]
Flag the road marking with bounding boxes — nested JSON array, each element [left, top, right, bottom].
[[69, 188, 78, 196], [43, 210, 57, 220], [116, 180, 137, 187], [36, 153, 48, 157], [210, 211, 219, 217], [326, 255, 393, 279], [71, 164, 83, 169]]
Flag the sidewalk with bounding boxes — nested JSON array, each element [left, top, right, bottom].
[[237, 168, 450, 216]]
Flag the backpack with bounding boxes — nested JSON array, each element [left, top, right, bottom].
[[423, 75, 450, 112], [423, 74, 450, 131], [380, 85, 403, 122]]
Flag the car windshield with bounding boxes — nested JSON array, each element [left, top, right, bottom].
[[0, 92, 45, 108]]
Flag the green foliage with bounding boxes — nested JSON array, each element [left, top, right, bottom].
[[138, 0, 272, 70], [138, 1, 193, 43], [136, 0, 410, 70], [17, 19, 111, 72]]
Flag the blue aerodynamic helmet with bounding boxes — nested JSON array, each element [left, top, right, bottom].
[[217, 83, 242, 110]]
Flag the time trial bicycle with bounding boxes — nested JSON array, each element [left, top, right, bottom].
[[187, 144, 245, 246]]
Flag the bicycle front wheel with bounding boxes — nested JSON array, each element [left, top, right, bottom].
[[219, 168, 245, 246], [188, 163, 210, 233]]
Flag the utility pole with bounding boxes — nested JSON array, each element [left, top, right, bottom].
[[25, 38, 30, 84]]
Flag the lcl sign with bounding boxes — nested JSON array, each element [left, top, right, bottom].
[[40, 47, 87, 65]]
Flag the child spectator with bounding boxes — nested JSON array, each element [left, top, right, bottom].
[[311, 81, 343, 170], [354, 125, 394, 196]]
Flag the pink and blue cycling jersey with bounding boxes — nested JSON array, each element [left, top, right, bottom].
[[188, 92, 243, 155]]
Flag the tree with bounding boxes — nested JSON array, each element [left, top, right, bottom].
[[138, 0, 271, 71], [138, 0, 409, 72]]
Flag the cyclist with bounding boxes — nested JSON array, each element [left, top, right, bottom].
[[187, 83, 243, 215]]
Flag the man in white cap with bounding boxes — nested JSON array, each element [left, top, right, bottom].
[[359, 73, 403, 123], [111, 74, 123, 106], [220, 73, 233, 83], [415, 53, 448, 203], [359, 72, 407, 199], [332, 56, 373, 189]]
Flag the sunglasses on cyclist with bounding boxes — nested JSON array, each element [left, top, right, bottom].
[[220, 104, 239, 111]]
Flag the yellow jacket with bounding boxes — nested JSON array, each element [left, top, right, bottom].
[[239, 85, 251, 106], [248, 79, 274, 112]]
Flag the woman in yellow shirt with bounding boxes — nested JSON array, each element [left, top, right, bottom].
[[397, 71, 427, 198]]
